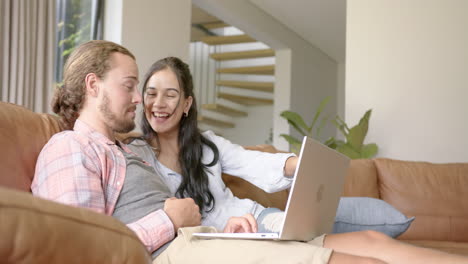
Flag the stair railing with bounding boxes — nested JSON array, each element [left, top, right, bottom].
[[189, 41, 219, 113]]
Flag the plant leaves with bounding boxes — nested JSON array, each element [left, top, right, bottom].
[[336, 143, 361, 159], [279, 100, 378, 160], [334, 139, 346, 148], [279, 134, 302, 145], [62, 49, 74, 57], [332, 116, 348, 136], [324, 137, 336, 148], [360, 143, 378, 158], [310, 97, 330, 134], [291, 145, 301, 155], [346, 110, 372, 149], [315, 115, 329, 139], [280, 134, 302, 154], [280, 111, 308, 136]]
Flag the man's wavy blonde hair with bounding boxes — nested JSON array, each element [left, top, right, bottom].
[[52, 40, 135, 130]]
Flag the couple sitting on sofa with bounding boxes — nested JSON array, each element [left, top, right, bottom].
[[31, 40, 468, 264]]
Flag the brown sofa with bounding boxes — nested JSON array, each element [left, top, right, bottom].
[[225, 146, 468, 256], [1, 101, 468, 263]]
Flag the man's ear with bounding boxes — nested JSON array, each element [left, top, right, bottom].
[[85, 73, 100, 97]]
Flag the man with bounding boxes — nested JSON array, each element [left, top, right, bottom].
[[32, 40, 201, 255], [32, 40, 468, 264]]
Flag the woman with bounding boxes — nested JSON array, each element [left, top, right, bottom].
[[127, 56, 294, 232], [128, 57, 468, 264]]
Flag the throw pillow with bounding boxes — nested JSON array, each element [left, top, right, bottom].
[[333, 197, 415, 238]]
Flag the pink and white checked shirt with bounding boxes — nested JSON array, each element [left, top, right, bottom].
[[32, 119, 175, 253]]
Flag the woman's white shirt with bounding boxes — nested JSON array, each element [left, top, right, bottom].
[[127, 131, 294, 231]]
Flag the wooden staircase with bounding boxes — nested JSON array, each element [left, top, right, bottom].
[[217, 93, 273, 106], [202, 104, 248, 117], [216, 80, 274, 92], [191, 21, 275, 131], [210, 49, 274, 61], [197, 116, 235, 128], [217, 65, 275, 75], [201, 34, 256, 45]]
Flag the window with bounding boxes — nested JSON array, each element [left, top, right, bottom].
[[54, 0, 103, 83]]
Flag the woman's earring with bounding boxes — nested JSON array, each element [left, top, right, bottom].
[[184, 112, 188, 117]]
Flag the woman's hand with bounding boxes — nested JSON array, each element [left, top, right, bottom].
[[223, 214, 258, 233]]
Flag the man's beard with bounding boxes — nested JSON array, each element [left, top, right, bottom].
[[99, 91, 136, 133]]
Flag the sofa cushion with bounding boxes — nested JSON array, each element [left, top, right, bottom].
[[0, 187, 151, 264], [343, 159, 380, 198], [400, 240, 468, 256], [333, 197, 414, 238], [0, 102, 62, 192], [375, 158, 468, 242]]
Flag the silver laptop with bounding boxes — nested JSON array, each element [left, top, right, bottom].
[[193, 136, 350, 241]]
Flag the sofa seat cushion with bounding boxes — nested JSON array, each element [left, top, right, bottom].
[[375, 158, 468, 242], [401, 240, 468, 256], [0, 187, 151, 264], [343, 159, 380, 198]]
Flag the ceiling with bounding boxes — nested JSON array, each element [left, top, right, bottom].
[[190, 0, 346, 62], [191, 5, 220, 24], [191, 5, 221, 42], [249, 0, 346, 62]]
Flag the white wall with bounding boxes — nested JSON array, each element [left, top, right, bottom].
[[346, 0, 468, 162], [105, 0, 191, 77], [273, 49, 292, 147], [194, 0, 339, 151], [104, 0, 191, 130], [337, 62, 346, 121]]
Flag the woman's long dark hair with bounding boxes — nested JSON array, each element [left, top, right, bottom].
[[140, 57, 219, 213]]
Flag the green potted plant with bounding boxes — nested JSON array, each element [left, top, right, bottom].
[[280, 98, 378, 159], [280, 97, 331, 154]]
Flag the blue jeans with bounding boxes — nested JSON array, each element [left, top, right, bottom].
[[256, 207, 284, 233]]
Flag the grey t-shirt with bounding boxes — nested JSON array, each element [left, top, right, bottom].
[[113, 145, 172, 259]]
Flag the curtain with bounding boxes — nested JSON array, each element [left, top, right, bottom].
[[0, 0, 55, 113]]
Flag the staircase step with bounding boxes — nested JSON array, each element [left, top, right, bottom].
[[218, 92, 273, 106], [201, 34, 256, 45], [216, 80, 274, 93], [202, 104, 248, 117], [201, 21, 229, 29], [210, 49, 275, 61], [217, 65, 275, 75], [198, 116, 235, 128]]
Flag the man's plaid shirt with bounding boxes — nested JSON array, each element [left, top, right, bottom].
[[32, 119, 175, 253]]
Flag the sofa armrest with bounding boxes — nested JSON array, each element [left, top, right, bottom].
[[221, 144, 289, 210], [222, 174, 289, 210], [0, 187, 151, 264]]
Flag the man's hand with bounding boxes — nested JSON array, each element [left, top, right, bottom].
[[223, 214, 258, 233], [164, 197, 201, 233]]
